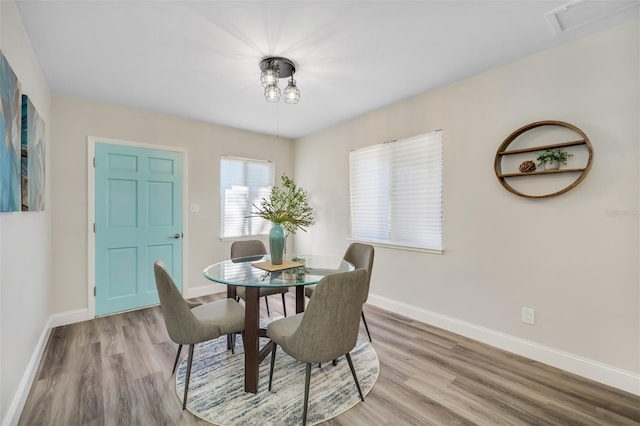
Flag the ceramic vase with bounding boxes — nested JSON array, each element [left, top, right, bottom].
[[269, 223, 285, 265], [544, 160, 560, 170]]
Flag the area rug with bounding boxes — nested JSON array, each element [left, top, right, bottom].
[[175, 318, 379, 426]]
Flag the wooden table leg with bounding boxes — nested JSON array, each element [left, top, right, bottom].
[[296, 286, 305, 314], [244, 286, 260, 393], [227, 284, 237, 300], [227, 285, 237, 350]]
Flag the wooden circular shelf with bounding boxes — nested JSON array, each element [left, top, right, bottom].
[[494, 120, 593, 198]]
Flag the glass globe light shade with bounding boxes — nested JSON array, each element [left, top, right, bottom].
[[260, 67, 279, 87], [264, 84, 281, 102], [283, 79, 300, 104]]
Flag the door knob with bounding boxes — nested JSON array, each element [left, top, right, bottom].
[[169, 233, 182, 239]]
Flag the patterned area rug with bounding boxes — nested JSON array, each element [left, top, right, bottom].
[[175, 319, 379, 426]]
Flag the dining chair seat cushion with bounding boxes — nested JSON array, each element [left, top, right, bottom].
[[186, 300, 202, 308], [304, 285, 315, 298], [236, 286, 288, 299], [190, 299, 245, 337], [266, 312, 303, 345]]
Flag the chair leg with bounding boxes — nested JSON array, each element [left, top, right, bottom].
[[183, 344, 195, 410], [172, 344, 183, 375], [303, 363, 312, 426], [264, 296, 271, 316], [345, 353, 364, 401], [268, 343, 277, 391], [281, 293, 287, 317], [362, 311, 372, 342], [227, 334, 235, 354]]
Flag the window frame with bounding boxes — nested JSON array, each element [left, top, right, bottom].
[[348, 130, 443, 254], [219, 155, 274, 240]]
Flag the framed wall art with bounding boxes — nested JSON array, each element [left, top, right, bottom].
[[21, 94, 46, 211], [0, 50, 22, 212]]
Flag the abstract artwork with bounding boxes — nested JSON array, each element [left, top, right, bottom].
[[0, 50, 22, 212], [21, 95, 46, 211]]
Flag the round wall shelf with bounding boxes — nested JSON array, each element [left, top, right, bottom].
[[494, 120, 593, 198]]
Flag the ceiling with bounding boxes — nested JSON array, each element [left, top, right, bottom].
[[15, 1, 639, 139]]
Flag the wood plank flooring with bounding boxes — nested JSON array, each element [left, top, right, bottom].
[[19, 292, 640, 425]]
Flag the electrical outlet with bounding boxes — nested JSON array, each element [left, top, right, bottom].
[[190, 203, 200, 213], [522, 307, 535, 325]]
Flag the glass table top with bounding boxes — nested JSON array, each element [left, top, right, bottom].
[[203, 254, 354, 288]]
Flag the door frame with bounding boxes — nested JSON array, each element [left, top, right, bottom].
[[87, 136, 189, 318]]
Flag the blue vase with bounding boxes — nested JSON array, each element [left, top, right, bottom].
[[269, 223, 285, 265]]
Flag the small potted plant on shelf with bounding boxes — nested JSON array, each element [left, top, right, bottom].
[[250, 174, 314, 265], [536, 149, 573, 170]]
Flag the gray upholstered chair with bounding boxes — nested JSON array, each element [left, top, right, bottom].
[[305, 242, 374, 341], [267, 269, 368, 425], [153, 261, 245, 410], [231, 240, 289, 317]]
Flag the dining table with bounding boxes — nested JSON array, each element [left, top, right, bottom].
[[203, 254, 354, 393]]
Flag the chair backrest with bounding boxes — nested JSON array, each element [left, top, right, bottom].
[[231, 240, 267, 261], [153, 261, 201, 344], [343, 243, 374, 301], [286, 269, 368, 363]]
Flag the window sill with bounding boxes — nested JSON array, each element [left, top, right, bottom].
[[219, 235, 268, 241], [348, 238, 443, 255]]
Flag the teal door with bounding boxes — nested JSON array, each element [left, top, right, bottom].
[[95, 142, 183, 316]]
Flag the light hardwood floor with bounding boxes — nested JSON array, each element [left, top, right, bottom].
[[19, 292, 640, 425]]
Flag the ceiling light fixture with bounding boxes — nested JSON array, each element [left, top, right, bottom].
[[259, 56, 300, 104]]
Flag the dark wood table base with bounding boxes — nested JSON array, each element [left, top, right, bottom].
[[228, 285, 306, 393]]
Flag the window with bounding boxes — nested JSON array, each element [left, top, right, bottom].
[[349, 130, 443, 252], [220, 156, 274, 239]]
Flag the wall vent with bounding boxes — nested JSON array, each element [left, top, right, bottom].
[[545, 0, 639, 35]]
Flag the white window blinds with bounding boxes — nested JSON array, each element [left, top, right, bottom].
[[349, 130, 443, 252], [220, 156, 274, 239]]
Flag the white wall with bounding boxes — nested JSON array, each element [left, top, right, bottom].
[[0, 1, 52, 423], [50, 96, 294, 316], [295, 20, 640, 392]]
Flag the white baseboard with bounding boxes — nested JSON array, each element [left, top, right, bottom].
[[48, 308, 91, 328], [2, 322, 51, 426], [368, 294, 640, 396]]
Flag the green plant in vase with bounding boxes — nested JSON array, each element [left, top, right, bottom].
[[250, 174, 314, 264], [536, 149, 573, 170]]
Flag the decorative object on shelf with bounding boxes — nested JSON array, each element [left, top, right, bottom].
[[536, 149, 573, 170], [250, 174, 314, 264], [260, 57, 300, 104], [494, 120, 593, 199], [519, 160, 536, 173]]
